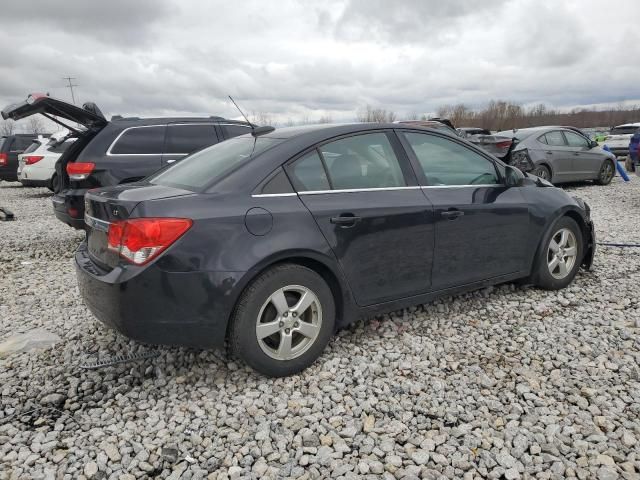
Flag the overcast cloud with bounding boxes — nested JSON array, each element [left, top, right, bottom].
[[1, 0, 639, 126]]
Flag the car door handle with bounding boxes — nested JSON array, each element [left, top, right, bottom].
[[330, 214, 361, 226], [573, 152, 580, 156], [546, 151, 553, 155], [441, 209, 464, 220]]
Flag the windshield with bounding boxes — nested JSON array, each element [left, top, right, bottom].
[[150, 136, 282, 191], [610, 126, 640, 135]]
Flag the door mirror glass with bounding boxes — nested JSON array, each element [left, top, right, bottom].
[[590, 140, 598, 148], [504, 165, 525, 187]]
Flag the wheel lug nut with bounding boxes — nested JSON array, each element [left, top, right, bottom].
[[294, 322, 299, 327], [292, 312, 297, 317], [283, 312, 288, 317], [279, 321, 284, 327], [285, 328, 290, 334]]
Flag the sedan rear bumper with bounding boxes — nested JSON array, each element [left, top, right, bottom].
[[52, 191, 86, 229], [75, 242, 243, 348]]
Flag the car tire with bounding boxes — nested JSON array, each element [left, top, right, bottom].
[[532, 216, 583, 290], [595, 159, 615, 185], [49, 173, 59, 193], [229, 264, 335, 377], [533, 165, 551, 182]]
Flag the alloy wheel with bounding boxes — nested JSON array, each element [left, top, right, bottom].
[[547, 228, 578, 280], [256, 285, 322, 361], [600, 162, 614, 183], [534, 166, 550, 180]]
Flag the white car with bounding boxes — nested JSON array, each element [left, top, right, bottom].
[[601, 122, 640, 158], [18, 131, 75, 190]]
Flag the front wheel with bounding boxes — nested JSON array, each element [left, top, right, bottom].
[[595, 159, 615, 185], [532, 217, 583, 290], [229, 264, 335, 377]]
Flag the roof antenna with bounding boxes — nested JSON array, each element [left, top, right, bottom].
[[228, 95, 275, 137]]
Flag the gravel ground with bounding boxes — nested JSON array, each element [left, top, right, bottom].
[[0, 178, 639, 480]]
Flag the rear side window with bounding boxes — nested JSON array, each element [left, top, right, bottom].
[[544, 131, 566, 147], [223, 124, 252, 139], [165, 124, 218, 154], [23, 141, 41, 154], [402, 132, 499, 186], [318, 133, 405, 190], [13, 137, 33, 151], [150, 137, 282, 191], [289, 151, 330, 191], [110, 126, 166, 155], [49, 139, 75, 154]]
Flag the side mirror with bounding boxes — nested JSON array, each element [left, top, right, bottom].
[[590, 140, 598, 148], [504, 165, 525, 187]]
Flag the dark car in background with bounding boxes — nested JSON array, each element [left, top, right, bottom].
[[497, 126, 616, 185], [2, 94, 252, 228], [0, 133, 44, 182], [75, 123, 595, 376]]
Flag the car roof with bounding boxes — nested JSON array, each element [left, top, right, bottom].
[[109, 116, 249, 126], [612, 122, 640, 128], [261, 122, 457, 141]]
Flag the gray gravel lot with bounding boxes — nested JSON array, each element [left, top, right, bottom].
[[0, 178, 639, 480]]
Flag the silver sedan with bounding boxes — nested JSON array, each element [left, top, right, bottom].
[[497, 127, 617, 185]]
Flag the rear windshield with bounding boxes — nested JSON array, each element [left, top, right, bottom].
[[610, 126, 640, 135], [150, 136, 282, 191]]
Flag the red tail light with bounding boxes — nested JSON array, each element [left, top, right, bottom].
[[496, 140, 513, 149], [66, 162, 95, 180], [24, 155, 44, 165], [0, 153, 7, 166], [107, 218, 193, 265]]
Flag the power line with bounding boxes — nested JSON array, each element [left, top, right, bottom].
[[62, 76, 79, 104]]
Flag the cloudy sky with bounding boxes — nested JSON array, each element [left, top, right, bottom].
[[1, 0, 639, 127]]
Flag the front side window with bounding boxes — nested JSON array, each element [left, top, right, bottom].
[[544, 131, 566, 147], [165, 124, 217, 154], [318, 132, 405, 190], [402, 132, 499, 186], [150, 136, 282, 191], [110, 126, 166, 155], [563, 131, 589, 148], [289, 151, 330, 191]]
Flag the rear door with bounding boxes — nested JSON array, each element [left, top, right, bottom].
[[162, 123, 220, 167], [398, 130, 530, 290], [286, 131, 436, 306], [563, 130, 601, 180], [106, 125, 167, 182], [540, 130, 573, 181]]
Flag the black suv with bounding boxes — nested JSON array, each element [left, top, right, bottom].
[[2, 94, 252, 228], [0, 133, 44, 182]]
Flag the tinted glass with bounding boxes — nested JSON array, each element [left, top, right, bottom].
[[111, 126, 166, 154], [610, 126, 640, 135], [49, 139, 75, 154], [165, 124, 217, 154], [544, 131, 566, 147], [563, 131, 589, 148], [261, 169, 294, 194], [0, 138, 5, 151], [537, 134, 548, 145], [23, 141, 41, 154], [150, 137, 282, 191], [223, 124, 252, 139], [13, 137, 32, 151], [289, 151, 330, 191], [403, 132, 499, 186], [319, 133, 405, 189]]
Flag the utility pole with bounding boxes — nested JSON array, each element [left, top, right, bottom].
[[62, 76, 78, 104]]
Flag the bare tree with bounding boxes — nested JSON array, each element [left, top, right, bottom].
[[0, 119, 15, 136], [27, 116, 46, 134], [317, 115, 333, 124], [250, 111, 274, 126], [356, 105, 397, 123]]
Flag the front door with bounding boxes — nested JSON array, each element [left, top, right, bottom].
[[398, 130, 530, 290], [286, 131, 436, 306], [540, 130, 574, 181], [563, 130, 602, 180]]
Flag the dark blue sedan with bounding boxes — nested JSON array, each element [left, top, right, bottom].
[[76, 123, 595, 376]]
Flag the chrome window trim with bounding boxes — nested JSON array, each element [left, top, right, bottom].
[[251, 193, 298, 198], [299, 186, 421, 195], [421, 184, 503, 189]]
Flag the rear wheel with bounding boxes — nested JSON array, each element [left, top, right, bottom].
[[532, 217, 583, 290], [533, 165, 551, 181], [595, 159, 615, 185], [229, 264, 335, 377]]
